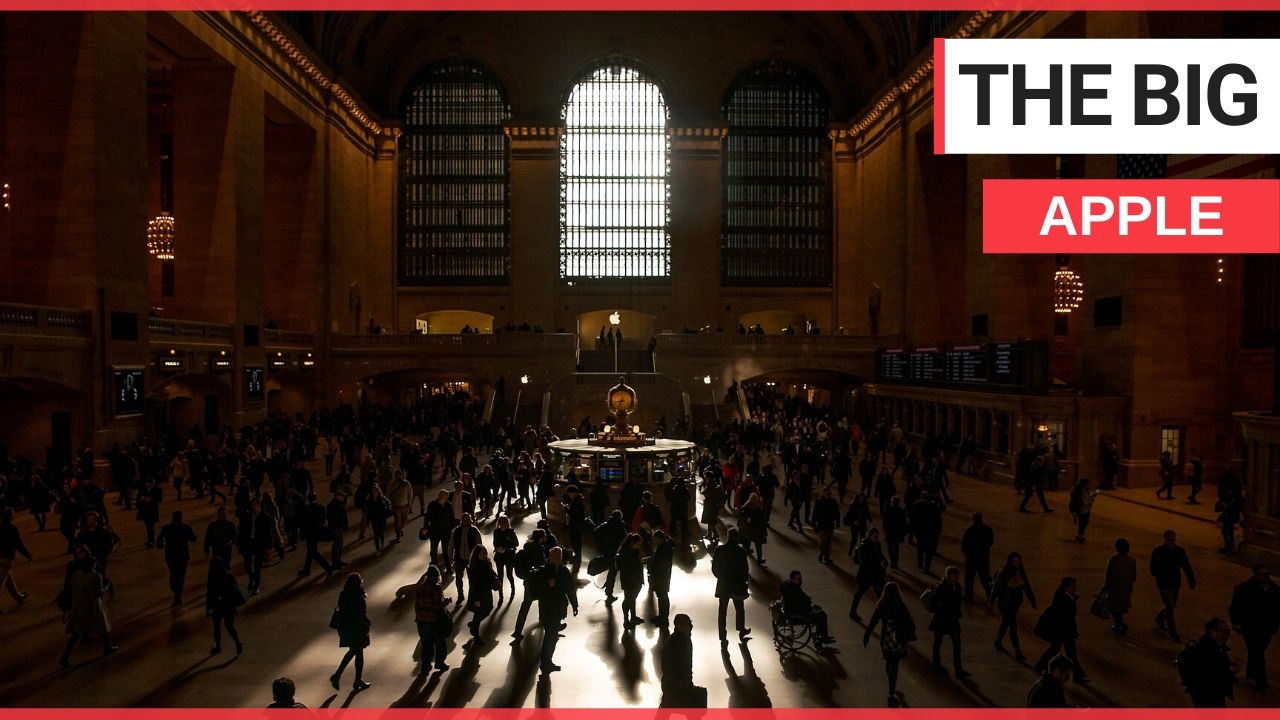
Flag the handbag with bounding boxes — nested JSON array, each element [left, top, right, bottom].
[[587, 555, 612, 577], [1089, 588, 1110, 619], [329, 608, 342, 630]]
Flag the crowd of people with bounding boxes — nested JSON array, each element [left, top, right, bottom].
[[0, 382, 1277, 709]]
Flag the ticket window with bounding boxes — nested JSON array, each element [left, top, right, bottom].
[[1035, 421, 1065, 455]]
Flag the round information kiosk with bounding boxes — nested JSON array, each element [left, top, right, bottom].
[[546, 378, 699, 524]]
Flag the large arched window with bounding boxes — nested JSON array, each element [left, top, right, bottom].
[[561, 59, 670, 279], [721, 61, 832, 286], [399, 61, 510, 285]]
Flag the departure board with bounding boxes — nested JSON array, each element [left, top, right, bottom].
[[875, 341, 1044, 393]]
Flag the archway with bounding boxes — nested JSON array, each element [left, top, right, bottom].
[[0, 377, 89, 467], [414, 310, 495, 334], [576, 309, 655, 348], [737, 309, 806, 334], [150, 373, 233, 445], [738, 368, 866, 420]]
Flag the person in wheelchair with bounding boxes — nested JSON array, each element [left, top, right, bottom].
[[780, 570, 837, 645]]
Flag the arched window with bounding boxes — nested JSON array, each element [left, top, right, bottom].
[[399, 61, 510, 285], [721, 61, 832, 286], [561, 59, 670, 279]]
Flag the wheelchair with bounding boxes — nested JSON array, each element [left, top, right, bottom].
[[770, 599, 824, 656]]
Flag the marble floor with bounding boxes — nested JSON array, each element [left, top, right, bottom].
[[0, 455, 1275, 709]]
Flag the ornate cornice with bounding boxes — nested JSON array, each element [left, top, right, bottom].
[[503, 124, 565, 139]]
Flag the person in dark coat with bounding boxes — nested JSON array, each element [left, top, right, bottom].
[[449, 513, 483, 600], [1104, 537, 1137, 636], [594, 509, 628, 603], [739, 493, 768, 565], [617, 533, 646, 629], [660, 614, 706, 707], [239, 499, 274, 595], [1229, 564, 1280, 690], [413, 564, 451, 672], [326, 492, 350, 570], [366, 484, 393, 556], [1184, 618, 1237, 707], [0, 507, 32, 605], [1151, 529, 1196, 642], [589, 480, 610, 525], [842, 492, 871, 557], [910, 493, 943, 573], [812, 487, 840, 563], [156, 510, 197, 605], [849, 527, 888, 621], [75, 511, 115, 588], [298, 492, 333, 577], [330, 572, 372, 691], [1027, 655, 1074, 707], [492, 515, 520, 603], [563, 485, 587, 566], [538, 546, 578, 674], [863, 581, 915, 706], [464, 545, 496, 649], [961, 512, 994, 603], [929, 566, 969, 677], [135, 478, 163, 548], [882, 496, 907, 570], [1033, 576, 1089, 683], [664, 476, 692, 544], [648, 530, 674, 625], [206, 555, 245, 655], [701, 475, 725, 542], [712, 527, 751, 642], [991, 551, 1037, 660], [511, 529, 548, 638], [203, 505, 237, 571], [424, 490, 453, 567], [781, 570, 834, 643], [58, 544, 116, 667]]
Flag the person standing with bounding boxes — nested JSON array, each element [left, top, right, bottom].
[[330, 573, 372, 691], [206, 556, 245, 655], [424, 490, 453, 567], [863, 581, 915, 707], [701, 475, 725, 542], [883, 496, 907, 571], [1151, 529, 1196, 642], [1229, 564, 1280, 691], [239, 499, 273, 596], [617, 533, 646, 630], [1100, 440, 1119, 490], [387, 469, 411, 543], [366, 484, 392, 557], [1027, 655, 1075, 707], [960, 512, 994, 604], [464, 545, 496, 650], [135, 477, 163, 549], [1103, 538, 1137, 636], [449, 513, 482, 602], [537, 546, 578, 674], [648, 530, 674, 626], [739, 493, 768, 565], [911, 492, 943, 573], [1218, 489, 1244, 553], [1033, 576, 1089, 684], [203, 505, 238, 572], [492, 515, 520, 604], [156, 510, 197, 606], [1182, 618, 1237, 707], [0, 508, 32, 605], [991, 551, 1037, 660], [660, 614, 707, 707], [57, 544, 117, 667], [712, 527, 752, 644], [1068, 477, 1099, 543], [929, 566, 970, 678], [811, 488, 839, 563], [563, 485, 587, 566], [414, 565, 451, 672]]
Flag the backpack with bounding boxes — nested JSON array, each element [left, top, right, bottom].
[[919, 587, 937, 614], [514, 544, 538, 580], [1176, 640, 1200, 689]]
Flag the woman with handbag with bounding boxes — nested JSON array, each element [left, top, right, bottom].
[[206, 556, 245, 655], [1033, 576, 1089, 684], [57, 543, 117, 668], [863, 581, 915, 707], [492, 515, 519, 604], [414, 564, 452, 672], [330, 573, 372, 691], [464, 545, 496, 649], [990, 551, 1037, 661], [1103, 537, 1137, 636]]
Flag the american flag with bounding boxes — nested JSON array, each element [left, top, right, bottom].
[[1117, 154, 1277, 179]]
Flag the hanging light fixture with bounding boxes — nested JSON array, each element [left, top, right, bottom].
[[148, 68, 177, 295], [1054, 255, 1083, 314]]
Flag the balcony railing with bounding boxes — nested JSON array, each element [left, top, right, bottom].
[[148, 317, 234, 342], [0, 302, 89, 335], [332, 332, 576, 350], [653, 332, 898, 352], [264, 329, 315, 347]]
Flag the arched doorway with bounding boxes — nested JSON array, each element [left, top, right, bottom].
[[0, 377, 89, 468], [150, 374, 233, 446], [414, 310, 495, 334]]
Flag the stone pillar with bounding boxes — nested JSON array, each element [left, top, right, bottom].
[[669, 126, 725, 331], [505, 124, 562, 329]]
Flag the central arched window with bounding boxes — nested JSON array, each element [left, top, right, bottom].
[[561, 59, 670, 279]]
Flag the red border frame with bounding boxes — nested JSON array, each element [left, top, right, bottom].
[[5, 1, 1280, 10]]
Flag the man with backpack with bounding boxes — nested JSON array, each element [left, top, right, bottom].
[[1180, 618, 1237, 707], [511, 529, 548, 639], [594, 510, 628, 604]]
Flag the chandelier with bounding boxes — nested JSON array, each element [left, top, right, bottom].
[[1054, 261, 1084, 313], [147, 212, 175, 260]]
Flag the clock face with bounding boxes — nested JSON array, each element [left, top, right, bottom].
[[609, 389, 634, 413]]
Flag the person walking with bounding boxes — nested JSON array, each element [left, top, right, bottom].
[[0, 508, 32, 605], [812, 488, 840, 563], [449, 513, 482, 602], [238, 499, 273, 596], [1068, 477, 1099, 543], [1033, 576, 1089, 684], [863, 581, 916, 707], [911, 492, 943, 573], [511, 528, 548, 639], [1103, 538, 1137, 636], [366, 484, 392, 557], [1218, 489, 1244, 552], [298, 493, 334, 578], [492, 515, 519, 604], [659, 614, 707, 708], [203, 505, 237, 572], [329, 573, 372, 691], [928, 566, 969, 678], [648, 529, 674, 626], [1151, 529, 1196, 642], [1156, 450, 1176, 500], [991, 551, 1037, 661], [414, 564, 451, 672], [326, 491, 350, 570], [135, 477, 163, 549], [206, 556, 245, 655], [960, 512, 994, 604], [1027, 655, 1075, 707], [712, 526, 751, 643], [739, 493, 768, 565], [617, 533, 646, 630], [849, 528, 887, 621], [883, 496, 907, 571], [387, 470, 411, 543], [537, 546, 578, 674], [1182, 618, 1237, 707], [156, 510, 197, 605], [1229, 563, 1280, 691], [1018, 454, 1053, 513], [57, 544, 117, 667], [464, 545, 496, 650], [843, 492, 871, 557], [701, 475, 725, 542], [423, 490, 453, 567]]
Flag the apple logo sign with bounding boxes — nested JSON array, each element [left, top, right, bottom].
[[609, 311, 621, 325]]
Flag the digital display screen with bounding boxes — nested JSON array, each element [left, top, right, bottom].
[[876, 341, 1037, 392], [113, 369, 145, 417], [598, 464, 623, 482], [245, 366, 264, 402]]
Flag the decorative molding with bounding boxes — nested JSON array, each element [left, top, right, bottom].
[[667, 126, 727, 139], [503, 124, 565, 138]]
